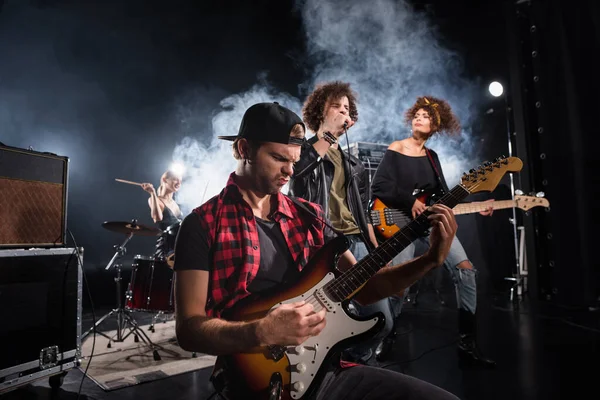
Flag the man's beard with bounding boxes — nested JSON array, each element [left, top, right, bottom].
[[254, 174, 281, 195]]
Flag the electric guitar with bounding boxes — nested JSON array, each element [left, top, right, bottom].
[[370, 193, 549, 241], [215, 156, 523, 400]]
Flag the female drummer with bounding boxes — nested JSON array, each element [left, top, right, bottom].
[[141, 170, 183, 267]]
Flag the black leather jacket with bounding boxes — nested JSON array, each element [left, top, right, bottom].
[[289, 136, 374, 250]]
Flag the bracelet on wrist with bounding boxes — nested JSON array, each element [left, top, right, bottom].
[[322, 131, 337, 145]]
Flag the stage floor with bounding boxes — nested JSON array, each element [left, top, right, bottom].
[[3, 290, 598, 400]]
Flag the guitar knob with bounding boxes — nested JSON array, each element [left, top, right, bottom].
[[292, 381, 305, 393], [295, 363, 307, 373], [294, 346, 305, 355]]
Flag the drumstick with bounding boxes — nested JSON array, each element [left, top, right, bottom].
[[115, 178, 143, 186]]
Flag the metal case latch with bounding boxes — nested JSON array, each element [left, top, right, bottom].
[[39, 346, 60, 369]]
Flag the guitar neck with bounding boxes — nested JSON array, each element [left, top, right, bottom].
[[453, 200, 515, 215], [324, 184, 471, 302]]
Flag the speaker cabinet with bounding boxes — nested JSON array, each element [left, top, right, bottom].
[[0, 146, 69, 247], [0, 248, 82, 393]]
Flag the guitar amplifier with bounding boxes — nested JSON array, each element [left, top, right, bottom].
[[0, 247, 83, 393], [0, 145, 69, 248]]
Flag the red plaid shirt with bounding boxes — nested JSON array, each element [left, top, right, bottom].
[[193, 172, 328, 318]]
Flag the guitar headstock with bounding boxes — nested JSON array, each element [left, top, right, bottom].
[[460, 156, 523, 194], [514, 195, 550, 211]]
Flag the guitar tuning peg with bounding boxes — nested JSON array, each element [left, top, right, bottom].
[[536, 191, 545, 198], [514, 189, 524, 195], [469, 168, 476, 173]]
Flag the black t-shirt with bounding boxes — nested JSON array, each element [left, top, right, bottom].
[[174, 212, 303, 294], [371, 150, 443, 210]]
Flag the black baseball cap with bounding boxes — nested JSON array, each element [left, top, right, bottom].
[[217, 102, 305, 146]]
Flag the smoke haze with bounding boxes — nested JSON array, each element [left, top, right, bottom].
[[172, 0, 486, 214], [172, 78, 304, 213], [0, 0, 491, 267]]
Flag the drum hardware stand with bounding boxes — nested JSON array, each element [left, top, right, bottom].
[[148, 311, 170, 333], [147, 255, 175, 333], [81, 226, 164, 361]]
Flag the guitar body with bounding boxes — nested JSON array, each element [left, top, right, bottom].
[[217, 236, 386, 400], [370, 187, 444, 241], [370, 197, 402, 240], [412, 187, 445, 206]]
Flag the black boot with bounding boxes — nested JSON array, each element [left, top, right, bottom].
[[457, 309, 496, 368]]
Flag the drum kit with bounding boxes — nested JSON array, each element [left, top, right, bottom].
[[81, 218, 182, 361]]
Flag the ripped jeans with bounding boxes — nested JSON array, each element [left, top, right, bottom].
[[389, 232, 478, 317]]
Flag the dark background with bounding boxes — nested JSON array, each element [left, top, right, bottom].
[[0, 0, 595, 309]]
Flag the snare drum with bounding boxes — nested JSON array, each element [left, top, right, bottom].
[[126, 255, 174, 313]]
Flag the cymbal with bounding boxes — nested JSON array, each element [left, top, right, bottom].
[[102, 221, 161, 237]]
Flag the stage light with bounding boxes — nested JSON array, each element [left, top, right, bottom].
[[489, 81, 503, 97], [169, 162, 185, 177]]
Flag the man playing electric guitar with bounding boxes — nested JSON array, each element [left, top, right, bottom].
[[173, 102, 460, 400], [370, 96, 496, 367]]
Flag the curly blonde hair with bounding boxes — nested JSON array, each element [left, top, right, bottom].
[[404, 96, 461, 136]]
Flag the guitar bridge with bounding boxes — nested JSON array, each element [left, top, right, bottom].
[[369, 210, 381, 226]]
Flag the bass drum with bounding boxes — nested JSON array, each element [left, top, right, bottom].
[[126, 255, 174, 313]]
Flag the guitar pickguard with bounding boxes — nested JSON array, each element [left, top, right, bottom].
[[272, 272, 380, 399]]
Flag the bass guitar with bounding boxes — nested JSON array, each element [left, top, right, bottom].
[[216, 156, 522, 400], [370, 192, 549, 241]]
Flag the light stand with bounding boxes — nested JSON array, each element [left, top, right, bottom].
[[499, 93, 526, 303]]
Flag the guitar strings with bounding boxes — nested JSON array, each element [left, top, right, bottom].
[[323, 179, 486, 302], [380, 199, 515, 219], [299, 178, 489, 313], [299, 163, 507, 313]]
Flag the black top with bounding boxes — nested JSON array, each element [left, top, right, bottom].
[[154, 202, 183, 261], [371, 149, 449, 211], [158, 203, 182, 231], [174, 212, 301, 294]]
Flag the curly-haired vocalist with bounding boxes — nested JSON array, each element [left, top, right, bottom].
[[290, 81, 395, 364]]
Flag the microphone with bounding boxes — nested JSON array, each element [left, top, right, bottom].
[[343, 121, 348, 130]]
